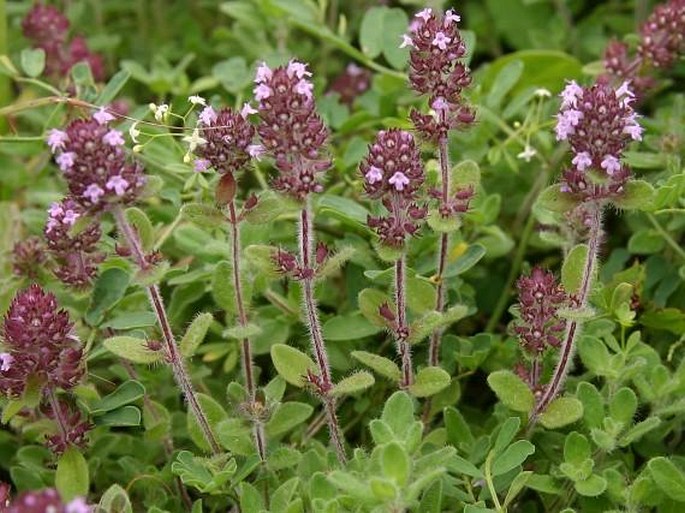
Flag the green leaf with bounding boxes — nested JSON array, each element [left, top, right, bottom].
[[447, 455, 483, 478], [181, 203, 225, 229], [187, 394, 228, 452], [576, 382, 604, 429], [539, 397, 583, 429], [427, 209, 462, 233], [212, 261, 236, 314], [98, 484, 132, 513], [562, 244, 589, 295], [491, 440, 535, 476], [93, 406, 142, 427], [101, 311, 157, 330], [409, 367, 451, 397], [323, 312, 381, 340], [351, 351, 401, 381], [85, 268, 131, 326], [180, 313, 214, 358], [244, 191, 295, 224], [271, 344, 317, 387], [103, 335, 163, 364], [55, 447, 89, 501], [609, 387, 637, 426], [20, 48, 46, 78], [564, 432, 591, 466], [504, 471, 533, 507], [317, 194, 370, 228], [133, 260, 170, 287], [381, 392, 415, 438], [317, 246, 356, 279], [618, 417, 662, 447], [577, 336, 614, 378], [612, 180, 655, 211], [240, 482, 265, 513], [382, 442, 410, 486], [359, 8, 385, 58], [648, 457, 685, 502], [89, 380, 145, 414], [358, 288, 392, 327], [408, 305, 469, 344], [96, 69, 132, 106], [574, 474, 607, 497], [213, 57, 250, 93], [419, 480, 443, 513], [266, 402, 314, 437], [381, 8, 410, 70], [125, 207, 154, 251], [535, 185, 576, 213], [487, 60, 524, 109], [444, 244, 487, 278], [492, 417, 521, 455], [487, 370, 534, 413], [331, 371, 375, 396], [407, 275, 437, 315]]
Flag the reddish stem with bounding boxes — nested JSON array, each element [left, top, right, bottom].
[[227, 200, 266, 461], [113, 206, 222, 455], [395, 253, 414, 388], [298, 198, 346, 463]]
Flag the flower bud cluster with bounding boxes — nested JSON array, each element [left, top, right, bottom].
[[43, 398, 92, 454], [403, 8, 475, 141], [12, 237, 46, 279], [555, 80, 642, 200], [22, 3, 105, 81], [360, 129, 427, 247], [254, 61, 331, 200], [274, 242, 331, 281], [44, 198, 103, 288], [638, 0, 685, 69], [514, 268, 569, 355], [327, 63, 372, 106], [4, 488, 91, 513], [0, 285, 84, 398], [194, 106, 260, 174], [47, 114, 146, 213]]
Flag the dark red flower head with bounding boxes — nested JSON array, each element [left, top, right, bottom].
[[360, 129, 427, 247], [21, 3, 69, 45], [1, 285, 84, 397], [514, 267, 569, 354], [404, 8, 474, 140], [638, 0, 685, 69], [254, 60, 331, 200], [12, 237, 46, 279], [195, 107, 258, 174], [47, 113, 145, 213]]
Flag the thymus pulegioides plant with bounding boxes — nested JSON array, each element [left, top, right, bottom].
[[1, 1, 685, 512]]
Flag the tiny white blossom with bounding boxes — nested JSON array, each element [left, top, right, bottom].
[[129, 122, 140, 143], [188, 95, 207, 106], [516, 145, 537, 162], [183, 129, 207, 152]]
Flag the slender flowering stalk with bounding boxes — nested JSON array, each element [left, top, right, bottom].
[[360, 129, 427, 388], [254, 60, 346, 462], [530, 80, 642, 424], [48, 113, 222, 455], [402, 7, 476, 366], [191, 102, 267, 460]]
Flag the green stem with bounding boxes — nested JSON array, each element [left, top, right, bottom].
[[0, 0, 8, 131], [647, 213, 685, 262], [485, 212, 536, 333]]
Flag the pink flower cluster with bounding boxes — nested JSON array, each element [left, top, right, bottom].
[[195, 106, 260, 174], [47, 112, 145, 212], [3, 488, 91, 513], [254, 60, 331, 200], [44, 198, 103, 288], [360, 129, 427, 247], [403, 8, 475, 141], [22, 3, 105, 81], [555, 80, 642, 200]]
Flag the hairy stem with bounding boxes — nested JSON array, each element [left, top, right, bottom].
[[428, 134, 451, 366], [121, 360, 193, 510], [395, 252, 414, 388], [46, 388, 69, 446], [531, 203, 603, 422], [298, 198, 346, 463], [113, 206, 222, 455], [227, 200, 266, 461]]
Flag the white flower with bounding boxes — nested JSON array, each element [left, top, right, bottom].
[[188, 95, 207, 106], [183, 129, 207, 152], [129, 122, 140, 143], [151, 103, 169, 122], [534, 88, 552, 98], [516, 145, 537, 162]]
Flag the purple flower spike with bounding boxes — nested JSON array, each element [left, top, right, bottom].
[[255, 61, 331, 200], [360, 129, 426, 247], [557, 80, 642, 200], [195, 107, 256, 174], [638, 0, 685, 69], [50, 117, 145, 212]]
